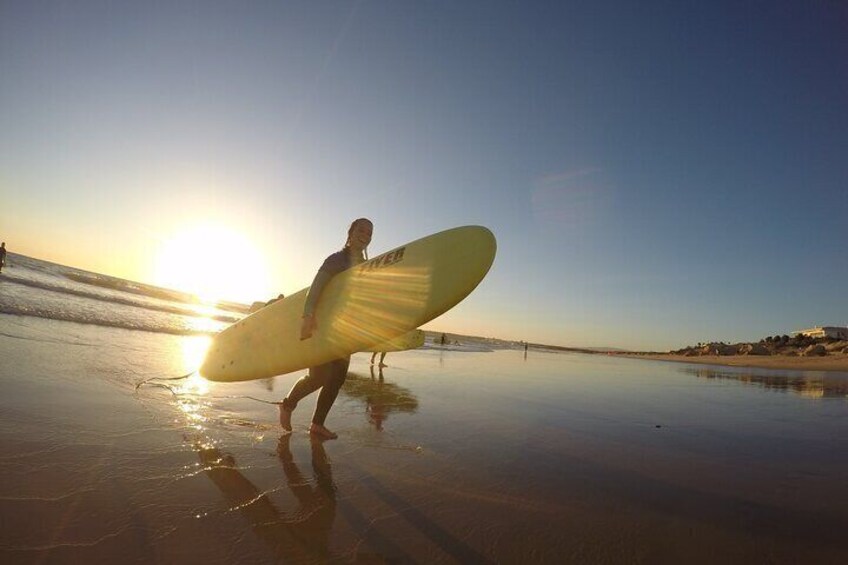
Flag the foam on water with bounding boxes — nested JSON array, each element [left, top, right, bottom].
[[0, 253, 241, 335]]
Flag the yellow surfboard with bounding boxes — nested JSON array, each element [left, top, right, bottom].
[[366, 329, 425, 353], [200, 225, 496, 382]]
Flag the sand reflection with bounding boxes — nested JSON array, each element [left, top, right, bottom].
[[685, 367, 848, 398]]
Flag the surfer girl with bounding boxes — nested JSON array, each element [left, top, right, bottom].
[[279, 218, 373, 439]]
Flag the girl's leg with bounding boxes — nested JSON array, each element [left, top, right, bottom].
[[310, 357, 350, 434]]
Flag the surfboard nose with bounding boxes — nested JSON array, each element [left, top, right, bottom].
[[426, 225, 497, 310]]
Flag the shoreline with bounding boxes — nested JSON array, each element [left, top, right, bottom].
[[618, 353, 848, 373]]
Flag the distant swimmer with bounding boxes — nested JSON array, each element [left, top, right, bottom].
[[266, 293, 285, 307], [370, 351, 388, 368], [279, 218, 373, 440], [0, 242, 6, 272], [249, 294, 286, 313]]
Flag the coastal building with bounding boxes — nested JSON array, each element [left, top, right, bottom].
[[794, 326, 848, 339]]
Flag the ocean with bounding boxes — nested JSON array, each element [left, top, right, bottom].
[[2, 253, 848, 564]]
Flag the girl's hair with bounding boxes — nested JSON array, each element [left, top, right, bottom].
[[345, 218, 373, 260], [347, 218, 372, 238]]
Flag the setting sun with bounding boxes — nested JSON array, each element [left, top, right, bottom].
[[153, 224, 271, 304]]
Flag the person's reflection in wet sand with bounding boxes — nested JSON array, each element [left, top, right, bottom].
[[277, 434, 335, 554], [369, 361, 384, 380], [366, 365, 388, 430], [198, 435, 336, 562], [342, 369, 418, 432]]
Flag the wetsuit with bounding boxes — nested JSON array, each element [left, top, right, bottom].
[[282, 247, 364, 426]]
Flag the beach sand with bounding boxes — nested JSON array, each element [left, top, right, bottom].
[[3, 316, 848, 564]]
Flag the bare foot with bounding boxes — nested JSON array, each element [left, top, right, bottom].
[[309, 423, 338, 440], [378, 363, 387, 368], [279, 404, 293, 432]]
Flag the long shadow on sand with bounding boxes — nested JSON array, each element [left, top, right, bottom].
[[199, 436, 415, 563]]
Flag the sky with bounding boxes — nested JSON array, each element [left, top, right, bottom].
[[1, 1, 846, 351]]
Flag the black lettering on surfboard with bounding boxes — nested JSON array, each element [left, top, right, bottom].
[[361, 246, 406, 272]]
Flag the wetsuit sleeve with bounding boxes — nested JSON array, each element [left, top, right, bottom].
[[302, 253, 347, 318], [302, 269, 333, 318]]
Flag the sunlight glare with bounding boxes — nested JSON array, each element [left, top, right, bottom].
[[180, 335, 213, 373], [154, 224, 271, 304]]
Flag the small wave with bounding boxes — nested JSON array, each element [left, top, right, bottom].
[[63, 271, 250, 315], [64, 271, 194, 303], [1, 276, 240, 324], [0, 304, 217, 337]]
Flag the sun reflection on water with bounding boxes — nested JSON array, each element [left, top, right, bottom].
[[180, 335, 213, 375], [176, 397, 208, 430], [174, 346, 213, 431], [178, 371, 211, 396], [187, 310, 227, 334]]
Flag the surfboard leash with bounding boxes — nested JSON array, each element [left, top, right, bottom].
[[133, 371, 194, 392], [204, 395, 283, 405], [134, 371, 290, 408]]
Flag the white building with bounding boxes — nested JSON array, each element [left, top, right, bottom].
[[795, 326, 848, 340]]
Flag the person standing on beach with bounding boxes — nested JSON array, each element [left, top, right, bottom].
[[370, 351, 387, 368], [0, 242, 6, 272], [279, 218, 373, 440]]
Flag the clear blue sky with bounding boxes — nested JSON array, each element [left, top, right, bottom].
[[1, 1, 846, 350]]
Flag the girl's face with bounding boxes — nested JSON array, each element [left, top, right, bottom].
[[348, 221, 373, 252]]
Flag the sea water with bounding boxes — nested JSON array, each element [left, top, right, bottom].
[[2, 254, 848, 564]]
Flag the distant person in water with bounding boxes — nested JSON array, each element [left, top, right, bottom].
[[370, 351, 387, 368], [279, 218, 373, 440], [0, 242, 6, 272], [439, 333, 446, 346], [266, 293, 285, 307]]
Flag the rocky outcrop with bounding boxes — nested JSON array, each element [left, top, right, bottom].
[[698, 343, 736, 356], [670, 335, 848, 358], [738, 343, 769, 355], [803, 344, 827, 357]]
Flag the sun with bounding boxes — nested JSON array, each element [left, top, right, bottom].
[[153, 224, 271, 304]]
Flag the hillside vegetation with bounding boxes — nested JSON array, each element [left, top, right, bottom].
[[672, 334, 848, 358]]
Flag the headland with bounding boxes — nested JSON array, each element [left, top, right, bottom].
[[620, 335, 848, 372]]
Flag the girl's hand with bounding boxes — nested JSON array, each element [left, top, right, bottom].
[[300, 314, 317, 340]]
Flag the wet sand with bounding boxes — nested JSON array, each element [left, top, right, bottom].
[[620, 352, 848, 372], [3, 317, 848, 564]]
